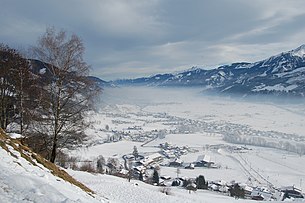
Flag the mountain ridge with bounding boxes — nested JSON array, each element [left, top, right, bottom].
[[113, 45, 305, 97]]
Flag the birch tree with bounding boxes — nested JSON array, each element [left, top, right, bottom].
[[32, 27, 100, 163]]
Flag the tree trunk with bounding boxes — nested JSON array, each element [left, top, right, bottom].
[[50, 134, 57, 163], [19, 72, 24, 136], [50, 84, 61, 163]]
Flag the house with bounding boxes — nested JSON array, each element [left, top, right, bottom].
[[185, 163, 195, 169], [161, 150, 176, 159], [210, 183, 220, 191], [140, 153, 163, 166], [195, 155, 214, 167], [171, 178, 183, 187], [134, 164, 146, 171], [169, 158, 183, 167], [112, 168, 129, 178], [243, 185, 254, 198], [209, 180, 229, 192], [160, 176, 171, 180], [250, 187, 273, 201], [280, 186, 304, 200]]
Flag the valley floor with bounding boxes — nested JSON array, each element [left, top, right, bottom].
[[67, 87, 305, 202]]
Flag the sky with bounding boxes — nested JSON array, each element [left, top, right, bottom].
[[1, 0, 305, 80]]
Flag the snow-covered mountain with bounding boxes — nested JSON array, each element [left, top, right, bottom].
[[114, 45, 305, 97]]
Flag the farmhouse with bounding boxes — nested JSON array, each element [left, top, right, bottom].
[[185, 163, 195, 169], [209, 180, 229, 192], [162, 149, 176, 159], [133, 165, 146, 174], [169, 158, 183, 167], [140, 153, 163, 166], [250, 187, 273, 201], [195, 155, 214, 167], [280, 186, 304, 200], [160, 176, 171, 180]]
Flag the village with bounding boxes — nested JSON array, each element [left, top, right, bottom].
[[70, 104, 305, 201], [104, 141, 303, 201]]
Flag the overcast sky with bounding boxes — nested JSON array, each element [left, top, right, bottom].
[[1, 0, 305, 80]]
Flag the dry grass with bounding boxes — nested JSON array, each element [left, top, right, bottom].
[[0, 128, 95, 195]]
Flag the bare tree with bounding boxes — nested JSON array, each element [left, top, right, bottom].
[[107, 157, 120, 174], [13, 58, 37, 137], [176, 167, 180, 178], [0, 44, 33, 134], [96, 155, 106, 173], [132, 145, 139, 160], [31, 27, 100, 163], [0, 44, 16, 130]]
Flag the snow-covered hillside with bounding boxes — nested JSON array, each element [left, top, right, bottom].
[[0, 130, 105, 203]]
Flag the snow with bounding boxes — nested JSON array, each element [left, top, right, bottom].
[[291, 44, 305, 58], [85, 86, 305, 153], [252, 84, 298, 92], [39, 68, 46, 74], [3, 86, 305, 202], [69, 140, 159, 160], [218, 71, 226, 77], [258, 71, 267, 77], [66, 87, 305, 201], [0, 143, 104, 203], [69, 170, 256, 203], [7, 133, 23, 139], [276, 66, 305, 77]]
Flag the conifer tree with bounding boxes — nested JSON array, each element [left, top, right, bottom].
[[152, 169, 159, 185]]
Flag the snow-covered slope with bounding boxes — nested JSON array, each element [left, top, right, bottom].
[[69, 170, 256, 203], [114, 45, 305, 97], [0, 130, 104, 203]]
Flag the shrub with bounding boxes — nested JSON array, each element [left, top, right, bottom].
[[79, 161, 96, 173], [186, 183, 197, 193], [96, 155, 106, 173], [229, 183, 245, 199], [55, 151, 79, 169]]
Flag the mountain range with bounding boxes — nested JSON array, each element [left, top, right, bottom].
[[113, 45, 305, 97]]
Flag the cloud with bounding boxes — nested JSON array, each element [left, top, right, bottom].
[[1, 0, 305, 80]]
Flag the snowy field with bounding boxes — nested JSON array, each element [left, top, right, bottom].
[[68, 86, 305, 200]]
